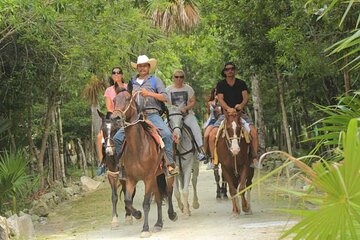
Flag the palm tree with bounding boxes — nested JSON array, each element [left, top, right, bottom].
[[147, 0, 200, 32], [82, 75, 106, 170]]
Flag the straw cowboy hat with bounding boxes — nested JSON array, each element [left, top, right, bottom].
[[131, 55, 157, 71]]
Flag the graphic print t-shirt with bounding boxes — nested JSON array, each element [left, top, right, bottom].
[[166, 84, 195, 114]]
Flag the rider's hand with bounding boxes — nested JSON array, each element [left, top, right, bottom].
[[140, 88, 151, 97], [234, 104, 243, 112], [226, 108, 237, 114], [180, 107, 188, 114]]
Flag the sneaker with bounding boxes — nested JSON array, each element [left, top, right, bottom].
[[96, 164, 106, 176], [197, 153, 207, 161], [206, 162, 215, 170]]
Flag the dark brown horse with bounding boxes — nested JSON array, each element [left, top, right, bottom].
[[113, 87, 177, 238], [97, 111, 142, 229], [216, 109, 255, 217]]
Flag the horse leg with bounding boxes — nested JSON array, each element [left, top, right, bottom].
[[124, 180, 142, 224], [153, 191, 164, 233], [166, 176, 178, 222], [181, 192, 190, 217], [173, 175, 183, 212], [221, 180, 228, 199], [239, 167, 252, 214], [108, 174, 119, 229], [120, 180, 139, 224], [191, 160, 200, 209], [214, 166, 221, 199], [221, 170, 240, 217], [140, 192, 152, 238]]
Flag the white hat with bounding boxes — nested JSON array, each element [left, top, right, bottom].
[[131, 55, 157, 71]]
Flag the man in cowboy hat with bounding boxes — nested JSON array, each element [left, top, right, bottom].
[[113, 55, 179, 176]]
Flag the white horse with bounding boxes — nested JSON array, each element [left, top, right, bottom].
[[168, 106, 200, 217]]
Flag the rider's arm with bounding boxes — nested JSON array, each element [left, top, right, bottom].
[[184, 95, 195, 111], [217, 93, 232, 112], [234, 90, 249, 112], [141, 89, 168, 102]]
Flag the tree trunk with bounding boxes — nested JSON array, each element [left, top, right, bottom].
[[77, 138, 87, 176], [27, 100, 55, 189], [276, 71, 293, 156], [91, 104, 101, 164], [57, 104, 67, 186], [51, 108, 61, 182], [251, 74, 266, 155]]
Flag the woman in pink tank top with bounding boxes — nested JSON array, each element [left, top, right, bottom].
[[97, 67, 127, 167]]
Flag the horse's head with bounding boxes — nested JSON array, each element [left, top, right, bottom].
[[113, 87, 139, 125], [98, 110, 122, 157], [224, 109, 242, 156], [168, 105, 184, 143]]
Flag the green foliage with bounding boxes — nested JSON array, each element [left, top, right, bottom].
[[280, 118, 360, 239], [0, 150, 34, 213], [307, 91, 360, 161]]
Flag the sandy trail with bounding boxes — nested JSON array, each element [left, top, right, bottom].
[[35, 164, 297, 240]]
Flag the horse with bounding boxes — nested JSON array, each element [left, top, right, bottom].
[[216, 109, 255, 217], [167, 106, 200, 217], [97, 111, 142, 229], [113, 87, 178, 238]]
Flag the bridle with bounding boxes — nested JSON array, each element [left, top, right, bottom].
[[168, 109, 195, 159], [223, 112, 243, 177], [113, 90, 145, 128]]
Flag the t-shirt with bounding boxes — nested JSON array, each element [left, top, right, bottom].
[[216, 78, 248, 108], [166, 84, 195, 114], [104, 83, 127, 112]]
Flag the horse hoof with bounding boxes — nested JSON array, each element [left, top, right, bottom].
[[153, 225, 162, 233], [192, 201, 200, 209], [244, 209, 253, 215], [169, 212, 178, 222], [111, 221, 120, 230], [124, 215, 133, 225], [230, 213, 239, 219], [134, 210, 142, 220], [140, 231, 151, 238]]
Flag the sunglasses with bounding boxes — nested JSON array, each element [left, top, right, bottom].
[[112, 71, 123, 75], [174, 75, 184, 79], [224, 67, 235, 71]]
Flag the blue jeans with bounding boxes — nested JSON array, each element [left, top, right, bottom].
[[113, 114, 175, 165], [146, 113, 175, 166], [113, 128, 125, 157]]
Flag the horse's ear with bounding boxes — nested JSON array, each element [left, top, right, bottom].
[[97, 109, 105, 119], [127, 80, 133, 94]]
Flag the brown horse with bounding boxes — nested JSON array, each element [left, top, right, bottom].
[[113, 87, 177, 238], [216, 109, 255, 217], [97, 111, 142, 229]]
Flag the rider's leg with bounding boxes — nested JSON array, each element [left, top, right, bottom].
[[249, 125, 261, 168], [97, 131, 104, 164], [113, 128, 125, 156], [147, 113, 179, 175], [113, 128, 126, 178], [184, 114, 206, 161], [203, 125, 214, 155]]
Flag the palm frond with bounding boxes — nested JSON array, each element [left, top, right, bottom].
[[82, 75, 106, 105]]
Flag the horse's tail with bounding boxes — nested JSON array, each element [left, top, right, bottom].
[[156, 173, 167, 199]]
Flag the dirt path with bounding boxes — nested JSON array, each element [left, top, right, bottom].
[[35, 165, 297, 239]]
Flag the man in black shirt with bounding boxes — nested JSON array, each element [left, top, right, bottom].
[[209, 62, 260, 168]]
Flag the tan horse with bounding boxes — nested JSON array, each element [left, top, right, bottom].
[[113, 87, 177, 238], [216, 109, 255, 217]]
